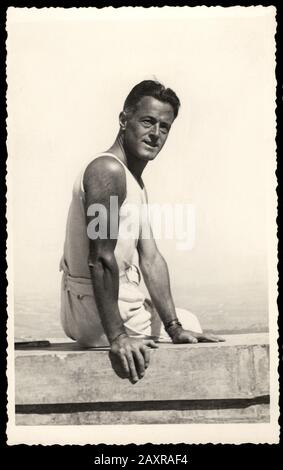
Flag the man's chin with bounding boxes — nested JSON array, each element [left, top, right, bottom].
[[138, 150, 159, 161]]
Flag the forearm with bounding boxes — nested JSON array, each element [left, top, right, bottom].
[[140, 252, 177, 325], [89, 255, 126, 343]]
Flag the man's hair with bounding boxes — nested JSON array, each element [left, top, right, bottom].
[[123, 80, 181, 119]]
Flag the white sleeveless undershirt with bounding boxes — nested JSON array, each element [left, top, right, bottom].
[[62, 152, 148, 279]]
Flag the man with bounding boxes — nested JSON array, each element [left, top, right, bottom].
[[60, 80, 223, 384]]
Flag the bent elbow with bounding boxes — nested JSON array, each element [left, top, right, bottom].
[[88, 252, 118, 274]]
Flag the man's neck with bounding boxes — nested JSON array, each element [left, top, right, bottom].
[[107, 134, 147, 182]]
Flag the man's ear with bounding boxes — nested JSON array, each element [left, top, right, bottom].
[[119, 111, 127, 131]]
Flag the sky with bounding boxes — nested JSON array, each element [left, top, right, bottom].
[[7, 6, 276, 300]]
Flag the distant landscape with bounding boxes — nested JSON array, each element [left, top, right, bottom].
[[14, 281, 269, 340]]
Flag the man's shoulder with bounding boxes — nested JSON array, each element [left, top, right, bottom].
[[84, 155, 125, 179], [83, 155, 127, 201], [83, 155, 126, 188]]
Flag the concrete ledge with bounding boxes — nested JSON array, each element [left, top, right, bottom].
[[15, 333, 269, 424]]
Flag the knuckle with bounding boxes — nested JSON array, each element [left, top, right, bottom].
[[124, 345, 132, 354], [126, 353, 134, 364], [137, 345, 144, 354]]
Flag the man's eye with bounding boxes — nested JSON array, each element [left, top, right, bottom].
[[160, 126, 169, 134], [142, 120, 152, 126]]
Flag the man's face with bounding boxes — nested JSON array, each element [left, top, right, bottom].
[[122, 96, 175, 162]]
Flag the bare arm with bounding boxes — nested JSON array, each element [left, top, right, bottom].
[[84, 156, 127, 342], [138, 228, 177, 326], [138, 218, 181, 330], [138, 191, 224, 343], [84, 157, 157, 382]]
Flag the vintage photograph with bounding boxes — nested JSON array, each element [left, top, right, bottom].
[[6, 6, 279, 444]]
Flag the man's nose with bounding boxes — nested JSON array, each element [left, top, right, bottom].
[[149, 123, 160, 138]]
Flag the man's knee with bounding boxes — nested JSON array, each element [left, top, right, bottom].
[[175, 308, 203, 333]]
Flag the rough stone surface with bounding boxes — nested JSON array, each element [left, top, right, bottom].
[[15, 333, 269, 424], [16, 404, 270, 425]]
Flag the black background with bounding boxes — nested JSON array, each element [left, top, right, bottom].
[[0, 0, 281, 464]]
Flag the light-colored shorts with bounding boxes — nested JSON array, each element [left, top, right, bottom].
[[60, 264, 202, 347]]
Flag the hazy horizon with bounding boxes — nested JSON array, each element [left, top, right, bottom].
[[7, 8, 275, 336]]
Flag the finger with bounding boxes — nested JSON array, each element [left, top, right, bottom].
[[119, 352, 130, 378], [125, 351, 139, 383], [216, 335, 225, 342], [133, 348, 146, 378], [140, 345, 151, 369], [186, 335, 198, 344], [143, 339, 159, 348], [179, 334, 198, 344], [195, 334, 222, 343], [207, 334, 225, 342]]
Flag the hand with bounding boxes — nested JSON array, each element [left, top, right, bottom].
[[109, 334, 158, 384], [169, 326, 225, 344]]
